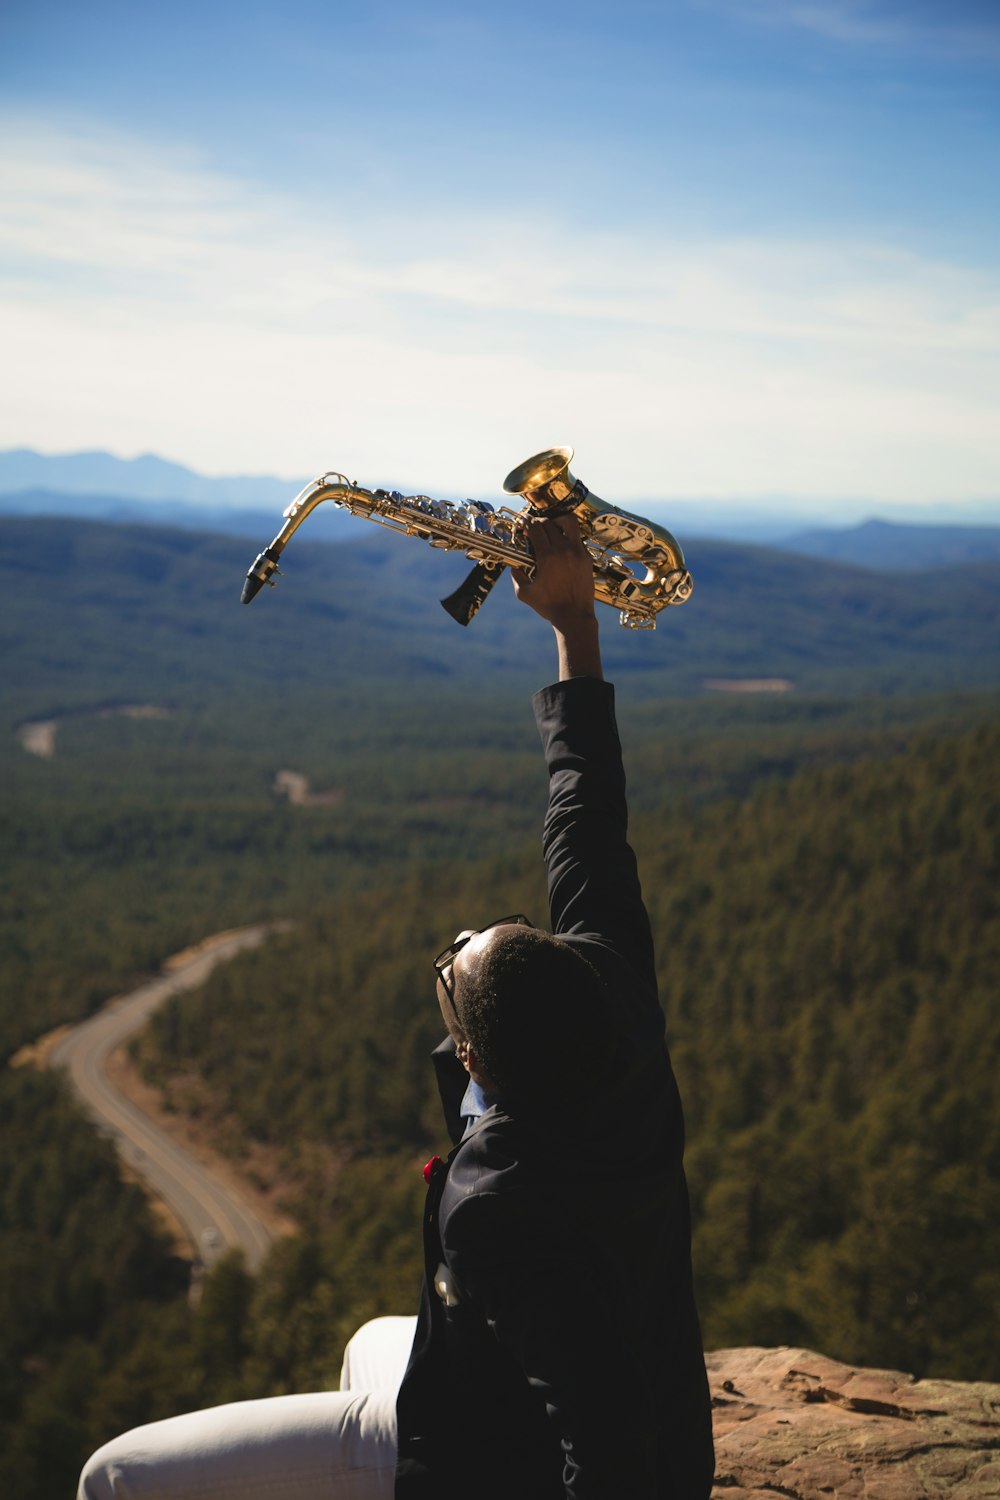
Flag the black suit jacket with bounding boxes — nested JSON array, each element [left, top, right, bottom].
[[395, 677, 714, 1499]]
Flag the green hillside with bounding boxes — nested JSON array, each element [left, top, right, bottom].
[[3, 511, 998, 1496], [3, 517, 998, 727], [130, 717, 999, 1385], [6, 704, 997, 1497]]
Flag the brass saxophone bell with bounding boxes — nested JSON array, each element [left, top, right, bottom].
[[502, 447, 582, 510]]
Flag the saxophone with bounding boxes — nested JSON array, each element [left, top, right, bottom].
[[240, 447, 693, 629]]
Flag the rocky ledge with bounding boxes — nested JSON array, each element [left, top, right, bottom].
[[707, 1347, 1000, 1499]]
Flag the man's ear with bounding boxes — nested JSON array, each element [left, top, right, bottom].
[[459, 1042, 498, 1092], [457, 1039, 488, 1081]]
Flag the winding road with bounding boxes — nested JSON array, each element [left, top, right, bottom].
[[49, 927, 277, 1273]]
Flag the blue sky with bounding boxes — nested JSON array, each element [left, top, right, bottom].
[[2, 0, 998, 517]]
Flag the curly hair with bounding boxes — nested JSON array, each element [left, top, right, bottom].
[[454, 926, 614, 1104]]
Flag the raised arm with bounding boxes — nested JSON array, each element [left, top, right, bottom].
[[513, 518, 657, 991]]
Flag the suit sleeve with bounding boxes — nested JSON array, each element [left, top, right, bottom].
[[532, 677, 656, 992], [446, 1190, 659, 1499]]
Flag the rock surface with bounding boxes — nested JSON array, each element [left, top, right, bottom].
[[707, 1347, 1000, 1499]]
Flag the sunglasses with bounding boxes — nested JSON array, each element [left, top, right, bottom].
[[433, 914, 535, 1020]]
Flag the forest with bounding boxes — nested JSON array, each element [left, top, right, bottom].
[[2, 516, 998, 1497]]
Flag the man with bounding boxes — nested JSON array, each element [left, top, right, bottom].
[[78, 514, 713, 1500], [394, 512, 714, 1498]]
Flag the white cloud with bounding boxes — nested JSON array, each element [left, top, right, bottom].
[[730, 0, 908, 46], [1, 122, 998, 509], [707, 0, 1000, 59]]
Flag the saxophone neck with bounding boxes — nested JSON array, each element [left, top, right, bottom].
[[240, 474, 370, 604]]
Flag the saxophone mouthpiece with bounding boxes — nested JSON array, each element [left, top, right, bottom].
[[241, 546, 281, 604]]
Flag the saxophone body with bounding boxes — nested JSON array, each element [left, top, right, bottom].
[[240, 447, 693, 630]]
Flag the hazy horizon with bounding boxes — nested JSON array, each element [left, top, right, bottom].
[[2, 442, 998, 538]]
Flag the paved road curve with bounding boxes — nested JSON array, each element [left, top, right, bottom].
[[50, 927, 276, 1273]]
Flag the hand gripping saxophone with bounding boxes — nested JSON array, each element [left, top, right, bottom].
[[240, 447, 693, 629]]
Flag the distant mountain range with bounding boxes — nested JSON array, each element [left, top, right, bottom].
[[779, 517, 1000, 570], [1, 448, 998, 568], [0, 447, 304, 508], [0, 485, 372, 545], [0, 449, 373, 545]]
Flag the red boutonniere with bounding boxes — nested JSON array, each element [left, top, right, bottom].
[[423, 1155, 443, 1184]]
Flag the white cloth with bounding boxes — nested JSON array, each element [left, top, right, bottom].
[[337, 1315, 417, 1396], [78, 1316, 417, 1500]]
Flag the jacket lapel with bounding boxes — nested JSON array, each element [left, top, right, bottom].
[[431, 1036, 469, 1146]]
